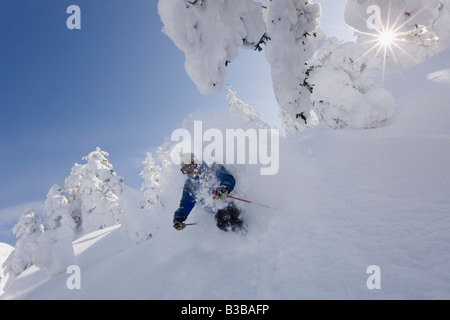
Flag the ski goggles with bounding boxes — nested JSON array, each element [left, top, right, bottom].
[[180, 163, 198, 175]]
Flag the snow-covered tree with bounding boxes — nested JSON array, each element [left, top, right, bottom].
[[264, 0, 325, 133], [140, 140, 174, 210], [2, 208, 42, 279], [121, 143, 177, 244], [159, 0, 449, 132], [158, 0, 267, 94], [3, 148, 129, 279], [309, 38, 398, 129], [156, 140, 173, 173], [226, 85, 269, 129], [32, 228, 75, 277], [64, 147, 124, 233], [43, 184, 76, 234], [3, 188, 79, 279], [158, 0, 325, 133], [15, 184, 77, 277], [140, 152, 162, 209], [308, 0, 446, 129], [12, 209, 42, 240]]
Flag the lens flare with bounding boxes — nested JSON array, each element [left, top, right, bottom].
[[377, 29, 398, 47], [350, 1, 435, 87]]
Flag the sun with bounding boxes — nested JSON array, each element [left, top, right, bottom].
[[377, 29, 399, 47]]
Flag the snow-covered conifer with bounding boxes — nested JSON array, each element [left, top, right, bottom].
[[2, 208, 42, 278], [3, 148, 127, 278], [123, 146, 174, 244], [43, 184, 76, 233], [3, 189, 79, 279], [156, 140, 173, 173], [140, 152, 162, 209], [226, 85, 269, 129], [265, 0, 325, 133], [64, 147, 124, 233], [158, 0, 267, 94]]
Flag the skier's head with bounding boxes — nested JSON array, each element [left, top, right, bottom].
[[180, 152, 199, 177]]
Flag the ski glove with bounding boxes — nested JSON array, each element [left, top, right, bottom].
[[213, 186, 229, 200], [173, 219, 186, 231]]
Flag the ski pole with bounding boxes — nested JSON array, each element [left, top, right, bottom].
[[226, 195, 252, 204], [212, 189, 275, 209], [227, 195, 275, 209]]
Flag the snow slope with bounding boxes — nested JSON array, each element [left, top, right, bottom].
[[1, 47, 449, 300]]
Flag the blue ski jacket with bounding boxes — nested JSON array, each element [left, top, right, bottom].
[[173, 162, 236, 222]]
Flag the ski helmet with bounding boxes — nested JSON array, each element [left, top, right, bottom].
[[179, 152, 199, 166]]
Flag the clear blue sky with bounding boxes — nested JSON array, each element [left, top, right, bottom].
[[0, 0, 353, 244]]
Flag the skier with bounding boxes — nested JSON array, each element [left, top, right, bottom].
[[173, 153, 244, 232]]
